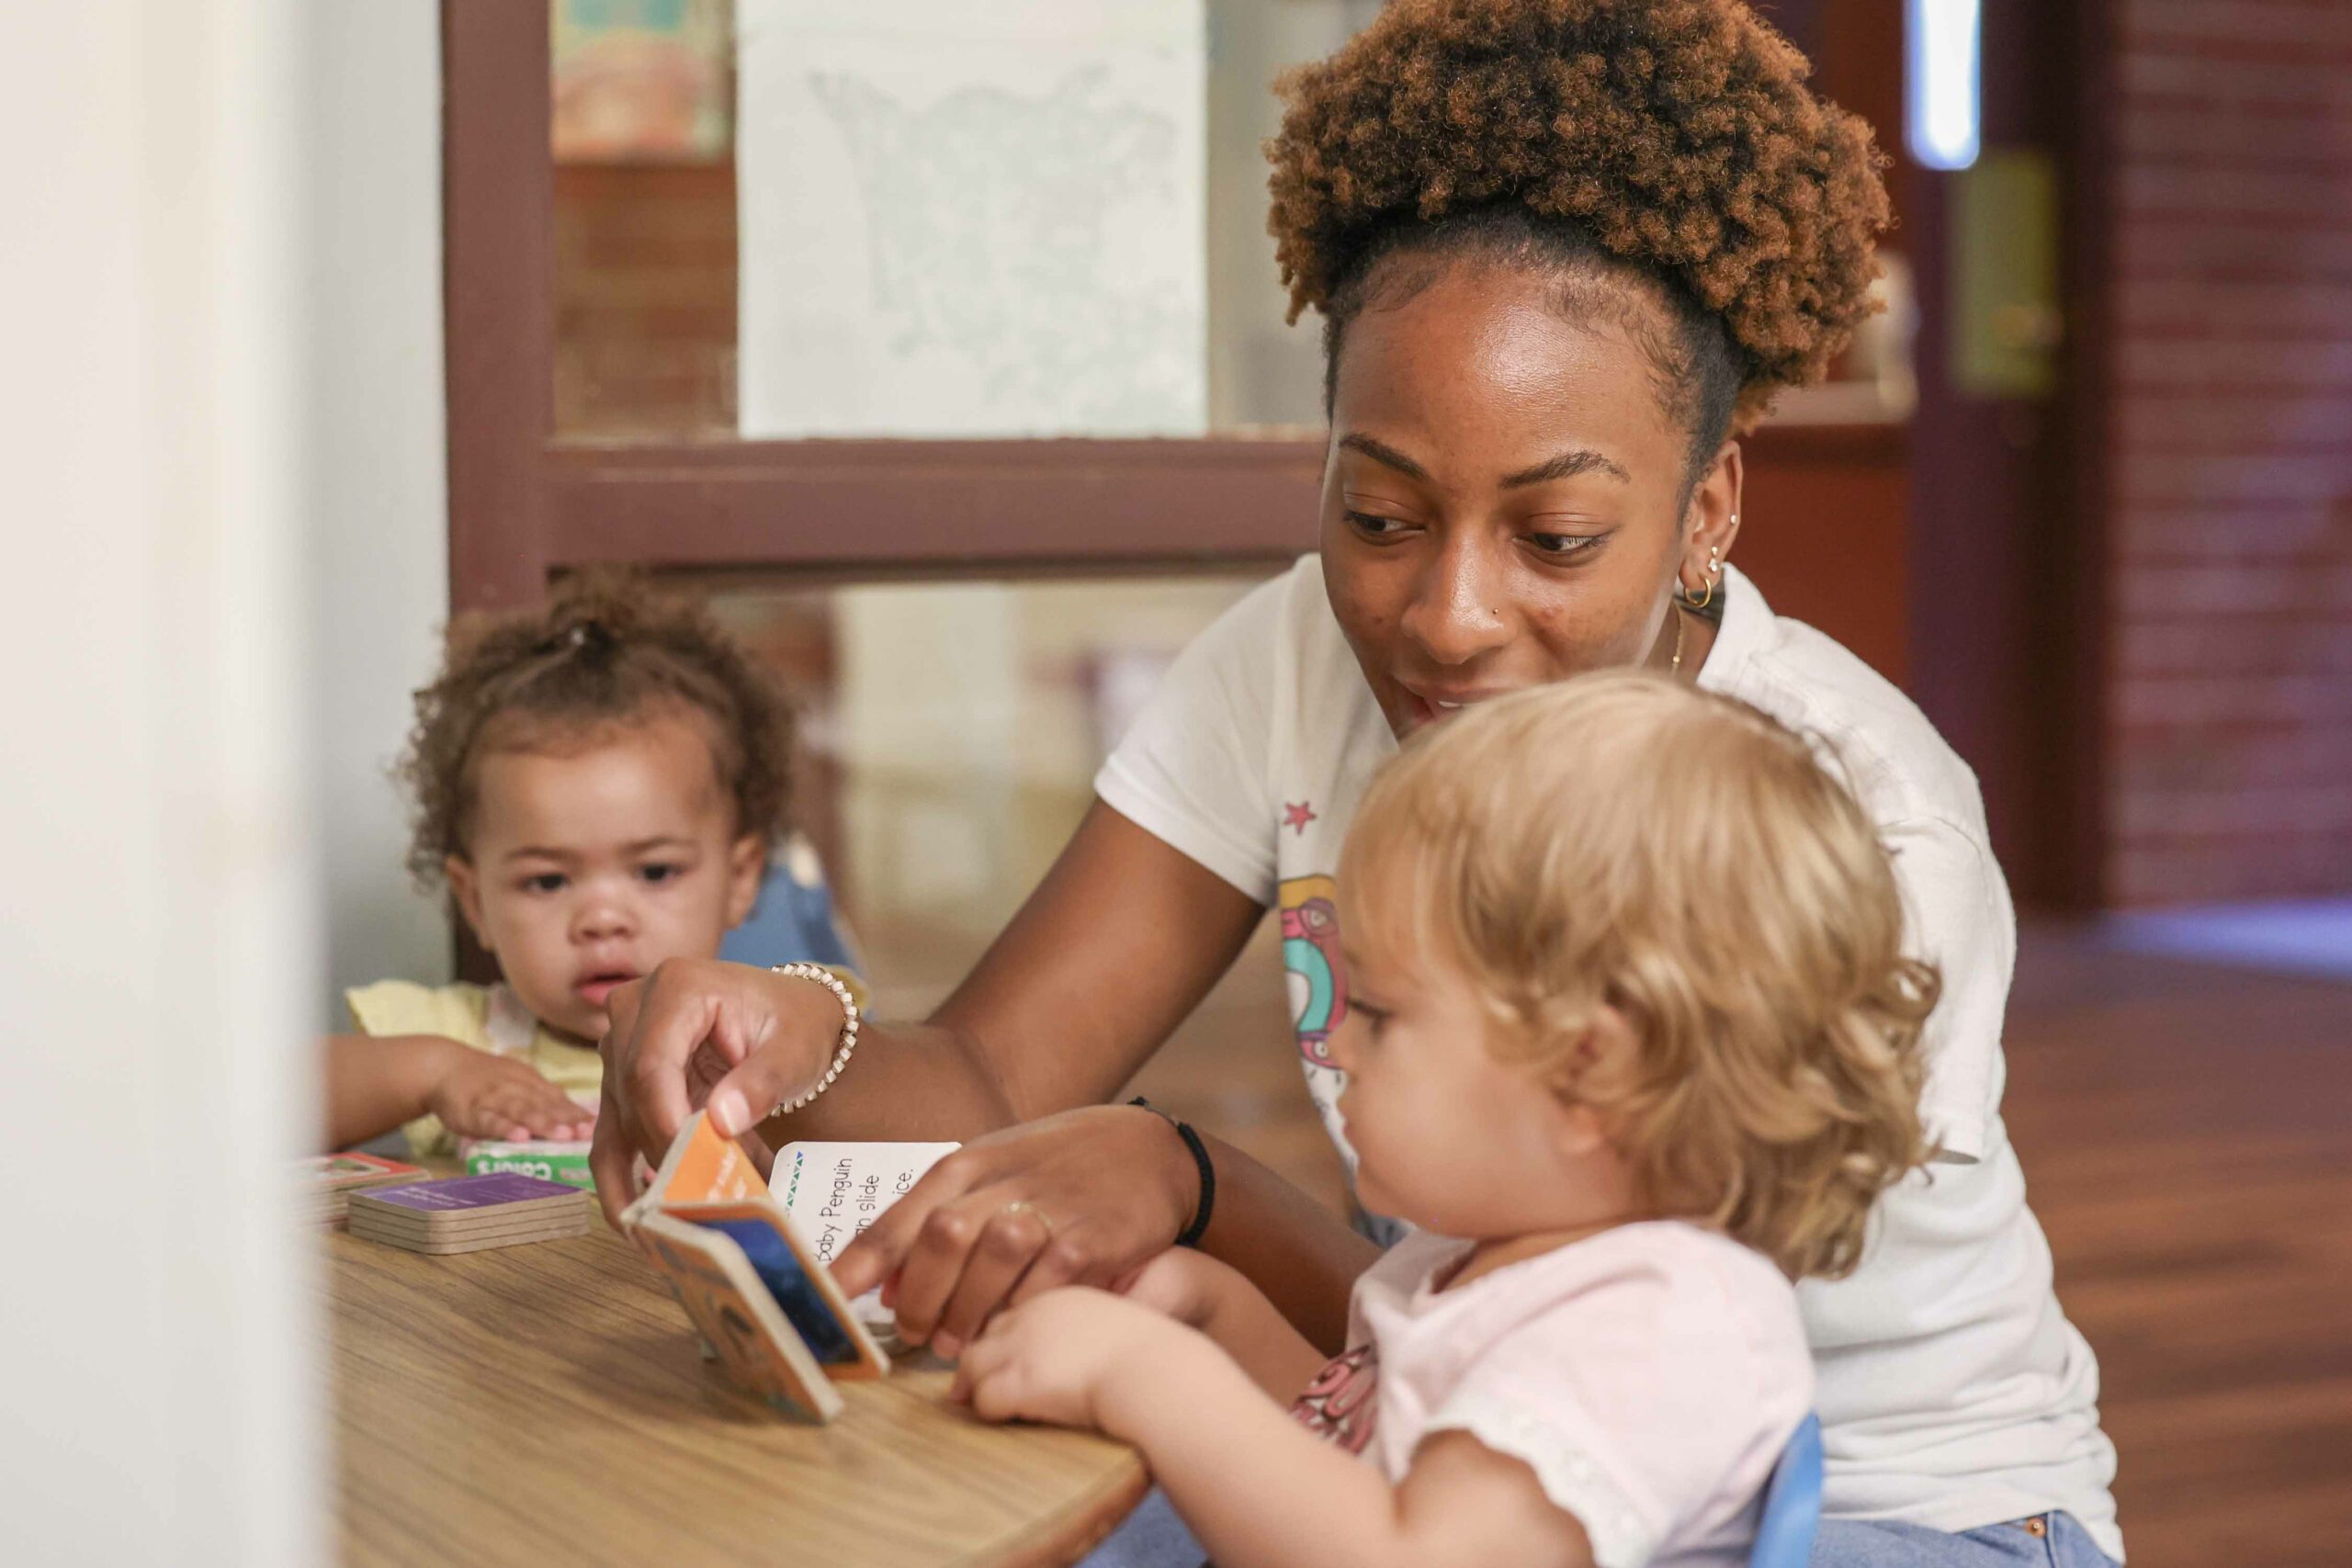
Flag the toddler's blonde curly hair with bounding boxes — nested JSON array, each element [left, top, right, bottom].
[[1340, 671, 1938, 1280]]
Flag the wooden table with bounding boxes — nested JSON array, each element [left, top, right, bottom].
[[325, 1226, 1148, 1567]]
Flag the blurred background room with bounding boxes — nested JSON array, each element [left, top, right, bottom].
[[5, 2, 2346, 1564]]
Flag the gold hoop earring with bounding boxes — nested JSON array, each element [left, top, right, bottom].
[[1681, 543, 1722, 610]]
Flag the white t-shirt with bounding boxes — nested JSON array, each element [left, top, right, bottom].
[[1095, 555, 2123, 1561], [1302, 1224, 1810, 1568]]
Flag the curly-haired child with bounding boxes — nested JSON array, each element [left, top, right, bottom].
[[323, 572, 811, 1155], [957, 672, 1938, 1568]]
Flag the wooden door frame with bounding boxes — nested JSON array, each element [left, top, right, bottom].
[[1904, 0, 2109, 910], [447, 0, 1894, 612]]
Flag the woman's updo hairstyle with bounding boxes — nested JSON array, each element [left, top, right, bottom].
[[1269, 0, 1892, 466]]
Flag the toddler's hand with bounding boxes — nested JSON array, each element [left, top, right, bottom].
[[427, 1049, 596, 1144], [951, 1287, 1182, 1434]]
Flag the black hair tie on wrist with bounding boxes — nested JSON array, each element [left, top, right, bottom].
[[1129, 1097, 1216, 1248]]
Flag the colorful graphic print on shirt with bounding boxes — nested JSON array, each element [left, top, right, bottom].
[[1279, 873, 1349, 1068]]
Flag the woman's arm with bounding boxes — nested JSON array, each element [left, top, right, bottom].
[[591, 803, 1375, 1348], [1118, 1248, 1331, 1399], [1187, 1135, 1383, 1353], [958, 1291, 1594, 1568], [322, 1034, 593, 1151], [591, 805, 1260, 1165]]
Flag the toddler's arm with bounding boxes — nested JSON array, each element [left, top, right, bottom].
[[322, 1034, 594, 1151], [1117, 1248, 1329, 1401], [958, 1289, 1594, 1568]]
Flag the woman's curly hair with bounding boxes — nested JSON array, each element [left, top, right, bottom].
[[1340, 671, 1939, 1281], [399, 570, 795, 886], [1269, 0, 1891, 436]]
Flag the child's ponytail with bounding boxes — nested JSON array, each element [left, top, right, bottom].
[[398, 569, 795, 886]]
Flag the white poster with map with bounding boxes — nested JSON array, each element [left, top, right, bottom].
[[736, 0, 1207, 437]]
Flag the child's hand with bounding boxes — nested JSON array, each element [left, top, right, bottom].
[[426, 1048, 596, 1143], [951, 1286, 1188, 1434]]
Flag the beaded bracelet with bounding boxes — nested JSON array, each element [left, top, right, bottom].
[[771, 963, 861, 1114]]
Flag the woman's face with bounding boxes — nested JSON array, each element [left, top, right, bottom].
[[1318, 261, 1742, 737]]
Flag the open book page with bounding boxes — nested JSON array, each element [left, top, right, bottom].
[[776, 1141, 961, 1325]]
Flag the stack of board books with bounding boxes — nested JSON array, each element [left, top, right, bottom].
[[347, 1172, 594, 1254], [298, 1151, 427, 1226]]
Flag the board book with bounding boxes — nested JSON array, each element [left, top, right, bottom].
[[458, 1134, 594, 1190], [622, 1111, 889, 1421], [456, 1088, 598, 1189], [299, 1151, 428, 1226], [346, 1171, 594, 1254]]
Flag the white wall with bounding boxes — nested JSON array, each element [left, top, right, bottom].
[[306, 4, 452, 1024], [0, 2, 321, 1561]]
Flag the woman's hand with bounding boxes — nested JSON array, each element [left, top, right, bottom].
[[952, 1286, 1196, 1435], [587, 957, 843, 1224], [425, 1045, 595, 1143], [832, 1103, 1198, 1358]]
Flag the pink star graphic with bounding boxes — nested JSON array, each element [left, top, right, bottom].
[[1283, 801, 1317, 836]]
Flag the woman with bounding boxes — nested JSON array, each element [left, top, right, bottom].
[[591, 3, 2120, 1562]]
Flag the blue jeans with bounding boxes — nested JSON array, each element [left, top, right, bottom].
[[1080, 1488, 1202, 1568], [1082, 1496, 2122, 1568], [1814, 1513, 2120, 1568]]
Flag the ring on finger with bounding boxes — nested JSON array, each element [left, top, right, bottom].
[[1000, 1199, 1054, 1237]]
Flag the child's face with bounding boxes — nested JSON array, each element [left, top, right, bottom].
[[445, 712, 765, 1044], [1329, 917, 1634, 1240]]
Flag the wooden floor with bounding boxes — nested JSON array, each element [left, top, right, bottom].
[[1121, 921, 2352, 1568]]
